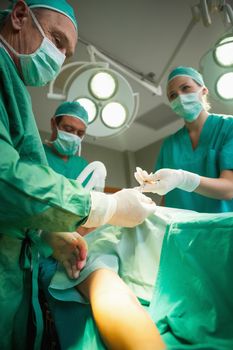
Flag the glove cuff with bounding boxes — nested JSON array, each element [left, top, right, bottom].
[[83, 191, 117, 228], [178, 170, 200, 192]]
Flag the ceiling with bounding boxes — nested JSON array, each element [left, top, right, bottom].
[[1, 0, 233, 152]]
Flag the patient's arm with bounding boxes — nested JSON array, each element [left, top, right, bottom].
[[77, 269, 166, 350]]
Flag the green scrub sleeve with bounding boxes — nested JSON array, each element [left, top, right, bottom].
[[0, 119, 91, 232]]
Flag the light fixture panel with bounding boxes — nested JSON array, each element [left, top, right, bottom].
[[67, 66, 137, 138]]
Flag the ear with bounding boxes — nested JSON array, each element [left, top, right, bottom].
[[11, 0, 30, 31], [51, 117, 56, 130], [202, 86, 209, 95]]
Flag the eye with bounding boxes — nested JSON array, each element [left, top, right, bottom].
[[53, 35, 62, 49], [63, 126, 74, 133], [169, 92, 177, 101], [181, 85, 190, 92], [78, 131, 85, 138]]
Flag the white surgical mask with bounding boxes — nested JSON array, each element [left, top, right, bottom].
[[170, 89, 204, 122], [0, 10, 65, 86]]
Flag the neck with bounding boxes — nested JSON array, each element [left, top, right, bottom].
[[0, 26, 24, 72], [184, 110, 209, 133], [46, 141, 69, 161]]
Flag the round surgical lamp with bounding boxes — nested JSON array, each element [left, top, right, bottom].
[[101, 102, 127, 128], [89, 72, 117, 99], [200, 33, 233, 103], [216, 72, 233, 99], [66, 66, 139, 138], [75, 97, 97, 123], [214, 35, 233, 67]]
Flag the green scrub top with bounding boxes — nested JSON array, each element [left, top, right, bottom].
[[43, 144, 90, 186], [156, 114, 233, 213], [0, 46, 91, 350]]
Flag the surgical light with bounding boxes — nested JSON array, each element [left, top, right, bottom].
[[101, 102, 127, 128], [89, 72, 117, 100], [216, 72, 233, 99], [200, 33, 233, 103], [47, 62, 139, 138], [214, 36, 233, 67], [76, 97, 97, 123]]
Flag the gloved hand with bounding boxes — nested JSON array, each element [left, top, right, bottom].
[[41, 231, 87, 279], [134, 167, 200, 195], [83, 188, 156, 228], [108, 188, 156, 227]]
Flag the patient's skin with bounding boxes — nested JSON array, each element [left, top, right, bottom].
[[77, 268, 166, 350]]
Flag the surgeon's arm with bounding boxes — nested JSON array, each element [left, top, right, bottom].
[[196, 169, 233, 200], [135, 167, 233, 200], [0, 119, 155, 232]]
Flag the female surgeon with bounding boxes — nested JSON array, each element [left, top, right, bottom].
[[135, 66, 233, 213]]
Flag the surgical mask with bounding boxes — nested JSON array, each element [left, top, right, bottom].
[[170, 90, 204, 122], [52, 129, 83, 156], [0, 10, 65, 86]]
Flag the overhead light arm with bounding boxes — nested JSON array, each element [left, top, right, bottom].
[[87, 45, 162, 96], [156, 0, 233, 85], [79, 38, 162, 96]]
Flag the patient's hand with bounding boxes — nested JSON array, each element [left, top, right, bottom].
[[41, 231, 88, 279]]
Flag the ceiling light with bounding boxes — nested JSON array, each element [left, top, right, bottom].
[[75, 97, 97, 123], [214, 35, 233, 67], [48, 62, 139, 138], [216, 72, 233, 99], [89, 72, 117, 100], [101, 102, 127, 128]]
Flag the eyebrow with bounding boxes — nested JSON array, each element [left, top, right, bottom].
[[168, 83, 190, 95], [52, 29, 74, 56]]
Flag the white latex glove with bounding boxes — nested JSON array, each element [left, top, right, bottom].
[[108, 188, 156, 227], [41, 231, 87, 279], [134, 167, 200, 195], [83, 188, 156, 228]]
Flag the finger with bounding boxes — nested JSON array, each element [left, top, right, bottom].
[[74, 235, 88, 260], [71, 258, 80, 279], [141, 182, 161, 193], [136, 167, 150, 180], [62, 260, 73, 279], [72, 269, 80, 279], [76, 257, 86, 270], [134, 172, 144, 185], [137, 192, 154, 203]]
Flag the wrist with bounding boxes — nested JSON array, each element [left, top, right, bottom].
[[177, 170, 200, 192], [83, 191, 117, 228]]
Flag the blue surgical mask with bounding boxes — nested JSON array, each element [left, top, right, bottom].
[[0, 10, 65, 86], [52, 129, 82, 156], [170, 90, 204, 122]]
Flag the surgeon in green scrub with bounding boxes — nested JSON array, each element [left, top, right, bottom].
[[135, 66, 233, 213], [0, 1, 156, 349], [44, 101, 90, 182]]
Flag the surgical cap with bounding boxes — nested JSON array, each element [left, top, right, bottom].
[[54, 101, 89, 127], [0, 0, 77, 30], [167, 66, 205, 87]]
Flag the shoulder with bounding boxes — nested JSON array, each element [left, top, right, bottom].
[[208, 113, 233, 124], [208, 113, 233, 133], [73, 155, 88, 165]]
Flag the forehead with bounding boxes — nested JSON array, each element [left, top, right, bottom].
[[36, 9, 78, 54], [167, 76, 197, 93], [60, 115, 86, 129]]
